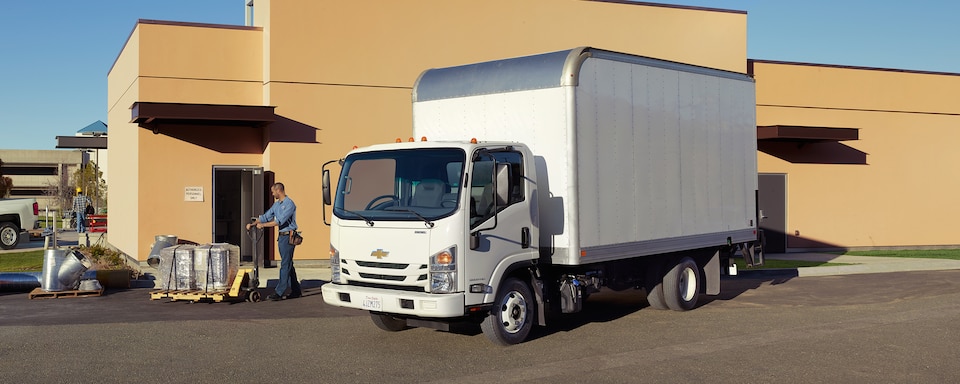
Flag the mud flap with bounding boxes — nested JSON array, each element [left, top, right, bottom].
[[705, 250, 720, 295], [530, 272, 546, 326]]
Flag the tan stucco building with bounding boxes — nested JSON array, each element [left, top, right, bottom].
[[752, 61, 960, 251], [107, 0, 958, 261]]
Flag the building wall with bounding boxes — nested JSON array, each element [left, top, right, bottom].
[[754, 61, 960, 248], [108, 22, 265, 259], [109, 0, 749, 260], [0, 149, 84, 212]]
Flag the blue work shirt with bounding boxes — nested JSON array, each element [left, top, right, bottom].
[[260, 196, 298, 232]]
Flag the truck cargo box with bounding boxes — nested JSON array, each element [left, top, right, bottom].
[[413, 47, 757, 265]]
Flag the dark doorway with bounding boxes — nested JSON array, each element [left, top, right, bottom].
[[213, 167, 264, 264], [758, 173, 787, 253]]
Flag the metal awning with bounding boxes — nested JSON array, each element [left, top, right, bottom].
[[757, 125, 859, 142], [130, 102, 276, 131], [56, 136, 107, 149]]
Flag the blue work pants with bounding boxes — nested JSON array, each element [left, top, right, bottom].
[[76, 213, 86, 233], [276, 234, 301, 296]]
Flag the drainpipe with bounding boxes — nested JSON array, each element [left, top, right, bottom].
[[245, 0, 254, 26]]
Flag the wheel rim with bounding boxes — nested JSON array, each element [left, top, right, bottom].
[[498, 290, 527, 334], [0, 227, 15, 245], [678, 266, 697, 302]]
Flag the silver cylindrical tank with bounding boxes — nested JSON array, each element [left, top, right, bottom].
[[41, 249, 69, 291], [174, 245, 197, 290]]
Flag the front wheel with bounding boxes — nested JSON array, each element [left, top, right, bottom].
[[481, 277, 534, 345], [0, 222, 20, 250], [663, 257, 701, 311], [370, 312, 408, 332]]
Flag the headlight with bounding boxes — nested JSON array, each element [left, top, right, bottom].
[[330, 244, 341, 283], [429, 246, 457, 293]]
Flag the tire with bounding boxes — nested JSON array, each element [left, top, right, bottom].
[[370, 313, 408, 332], [481, 277, 534, 345], [663, 257, 701, 311], [0, 222, 20, 250], [644, 265, 669, 310]]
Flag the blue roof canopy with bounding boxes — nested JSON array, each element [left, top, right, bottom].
[[77, 120, 107, 135]]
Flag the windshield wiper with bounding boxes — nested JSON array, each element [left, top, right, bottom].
[[334, 207, 374, 226], [385, 208, 435, 228]]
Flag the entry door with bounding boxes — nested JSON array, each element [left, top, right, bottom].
[[757, 173, 787, 253], [213, 167, 264, 263]]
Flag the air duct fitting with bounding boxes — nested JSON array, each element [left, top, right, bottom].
[[147, 235, 179, 267], [41, 249, 92, 292]]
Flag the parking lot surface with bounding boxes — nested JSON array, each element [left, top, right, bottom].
[[3, 269, 960, 383]]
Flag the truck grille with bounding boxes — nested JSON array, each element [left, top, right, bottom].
[[355, 261, 407, 269], [343, 259, 429, 291], [358, 273, 405, 281]]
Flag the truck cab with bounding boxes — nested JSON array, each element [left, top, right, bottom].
[[320, 140, 540, 342]]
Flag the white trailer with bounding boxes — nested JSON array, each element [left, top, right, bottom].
[[321, 47, 759, 345]]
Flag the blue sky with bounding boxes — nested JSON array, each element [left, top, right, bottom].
[[1, 0, 958, 150]]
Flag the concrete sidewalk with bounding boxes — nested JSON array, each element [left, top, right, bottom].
[[7, 232, 960, 283], [761, 252, 960, 277]]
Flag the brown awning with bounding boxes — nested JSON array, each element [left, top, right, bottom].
[[56, 136, 108, 149], [131, 102, 276, 129], [757, 125, 858, 142]]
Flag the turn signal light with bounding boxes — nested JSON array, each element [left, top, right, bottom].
[[436, 251, 453, 265]]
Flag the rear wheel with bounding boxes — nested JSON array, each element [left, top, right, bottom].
[[481, 277, 534, 345], [663, 257, 701, 311], [0, 222, 20, 250], [370, 313, 408, 332]]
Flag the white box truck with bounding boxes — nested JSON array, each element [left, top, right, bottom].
[[320, 47, 760, 345]]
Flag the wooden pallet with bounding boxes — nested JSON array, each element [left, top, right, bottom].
[[29, 288, 104, 300], [150, 289, 233, 302]]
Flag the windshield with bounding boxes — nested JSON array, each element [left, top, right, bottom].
[[334, 148, 465, 222]]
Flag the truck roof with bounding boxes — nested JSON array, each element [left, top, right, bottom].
[[348, 140, 523, 155], [413, 46, 753, 103]]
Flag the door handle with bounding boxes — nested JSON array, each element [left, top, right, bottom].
[[521, 227, 530, 249]]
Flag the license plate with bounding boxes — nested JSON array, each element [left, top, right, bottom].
[[362, 296, 382, 310]]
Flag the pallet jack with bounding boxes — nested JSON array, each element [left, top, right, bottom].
[[149, 227, 263, 303]]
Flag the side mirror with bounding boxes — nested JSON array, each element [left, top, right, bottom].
[[322, 170, 331, 206]]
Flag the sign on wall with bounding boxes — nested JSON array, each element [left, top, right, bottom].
[[184, 186, 204, 202]]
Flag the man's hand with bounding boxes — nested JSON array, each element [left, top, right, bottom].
[[246, 219, 260, 230]]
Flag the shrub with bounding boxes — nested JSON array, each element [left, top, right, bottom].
[[78, 245, 136, 277]]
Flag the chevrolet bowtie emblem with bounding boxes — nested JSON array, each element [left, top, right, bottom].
[[371, 249, 389, 259]]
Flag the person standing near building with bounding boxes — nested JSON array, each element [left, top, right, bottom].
[[247, 182, 302, 301], [72, 188, 92, 233]]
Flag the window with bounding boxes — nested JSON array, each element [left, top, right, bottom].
[[470, 149, 524, 228]]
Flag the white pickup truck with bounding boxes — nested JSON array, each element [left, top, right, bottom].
[[0, 198, 39, 249]]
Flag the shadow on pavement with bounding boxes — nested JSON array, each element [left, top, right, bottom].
[[443, 269, 800, 341]]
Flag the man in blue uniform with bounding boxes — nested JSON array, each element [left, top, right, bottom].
[[247, 182, 302, 300]]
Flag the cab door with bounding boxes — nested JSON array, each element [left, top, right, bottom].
[[462, 148, 538, 306]]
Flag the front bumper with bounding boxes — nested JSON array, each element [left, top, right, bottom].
[[321, 283, 465, 318]]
